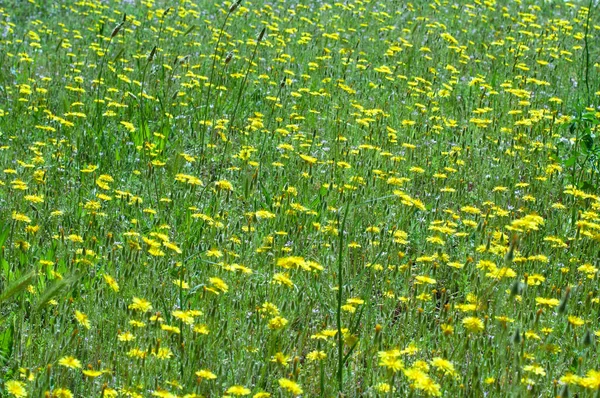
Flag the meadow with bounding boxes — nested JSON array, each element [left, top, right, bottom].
[[0, 0, 600, 396]]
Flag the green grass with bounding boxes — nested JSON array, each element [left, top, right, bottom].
[[0, 0, 600, 397]]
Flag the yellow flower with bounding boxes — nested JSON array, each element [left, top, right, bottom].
[[299, 154, 317, 164], [206, 248, 223, 258], [404, 368, 441, 396], [74, 311, 90, 329], [209, 277, 228, 293], [568, 316, 585, 327], [102, 388, 119, 398], [103, 274, 120, 292], [193, 324, 210, 335], [278, 378, 303, 395], [58, 356, 82, 369], [276, 256, 306, 269], [378, 350, 404, 373], [195, 369, 217, 380], [272, 273, 294, 288], [152, 347, 173, 359], [375, 382, 392, 393], [163, 241, 182, 254], [5, 380, 27, 397], [172, 310, 196, 325], [82, 370, 104, 377], [52, 389, 73, 398], [268, 316, 288, 330], [461, 206, 481, 214], [151, 390, 178, 398], [581, 370, 600, 389], [306, 350, 327, 361], [225, 386, 251, 396], [523, 364, 546, 376], [441, 323, 454, 335], [127, 348, 147, 359], [129, 297, 153, 312], [270, 352, 291, 367], [12, 212, 31, 223], [161, 324, 181, 334], [254, 210, 276, 220], [430, 357, 457, 377], [67, 234, 83, 243], [535, 297, 559, 307], [415, 275, 436, 285], [462, 317, 485, 333], [118, 331, 135, 342], [120, 121, 136, 132], [215, 180, 234, 191]]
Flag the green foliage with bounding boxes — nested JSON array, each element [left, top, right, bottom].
[[0, 0, 599, 397]]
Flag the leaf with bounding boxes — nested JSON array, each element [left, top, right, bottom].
[[581, 181, 597, 191], [35, 273, 80, 311], [0, 219, 9, 248], [582, 133, 594, 152], [183, 25, 196, 36], [112, 47, 125, 64], [0, 323, 13, 366], [0, 271, 36, 305], [564, 154, 578, 168], [582, 112, 598, 123]]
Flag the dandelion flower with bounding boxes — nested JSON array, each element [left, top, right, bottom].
[[278, 378, 303, 395], [74, 311, 90, 329], [195, 369, 217, 380], [129, 297, 153, 312], [58, 356, 81, 369], [5, 380, 27, 397], [82, 370, 104, 378], [225, 386, 251, 396], [462, 317, 485, 333], [268, 316, 288, 330]]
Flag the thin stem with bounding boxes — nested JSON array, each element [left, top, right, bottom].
[[228, 28, 264, 136], [337, 200, 351, 394], [583, 0, 593, 104], [201, 3, 239, 141]]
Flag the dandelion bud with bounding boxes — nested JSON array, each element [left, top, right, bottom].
[[583, 329, 593, 346], [257, 27, 266, 42], [535, 308, 543, 323], [111, 22, 124, 38], [476, 220, 484, 232], [558, 287, 570, 314], [509, 280, 521, 297], [504, 234, 517, 264], [147, 46, 157, 62], [229, 0, 241, 13], [511, 328, 521, 345], [179, 55, 190, 65]]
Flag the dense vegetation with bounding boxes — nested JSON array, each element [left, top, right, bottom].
[[1, 0, 600, 396]]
